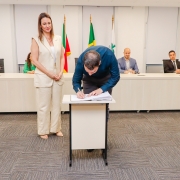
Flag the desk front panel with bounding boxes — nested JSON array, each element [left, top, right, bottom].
[[110, 76, 180, 110], [0, 73, 75, 112], [1, 73, 180, 112], [71, 104, 106, 149]]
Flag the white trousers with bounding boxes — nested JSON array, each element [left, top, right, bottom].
[[36, 81, 63, 135]]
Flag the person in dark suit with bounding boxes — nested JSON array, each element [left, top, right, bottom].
[[164, 50, 180, 73], [73, 45, 120, 98], [117, 48, 139, 74], [72, 45, 120, 152]]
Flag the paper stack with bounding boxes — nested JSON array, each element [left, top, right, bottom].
[[71, 91, 112, 102]]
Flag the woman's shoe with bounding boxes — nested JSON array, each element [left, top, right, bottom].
[[40, 135, 48, 139], [56, 131, 63, 137]]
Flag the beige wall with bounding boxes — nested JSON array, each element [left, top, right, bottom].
[[0, 5, 17, 73], [0, 4, 180, 73]]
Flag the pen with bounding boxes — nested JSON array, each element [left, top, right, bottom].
[[77, 87, 85, 98]]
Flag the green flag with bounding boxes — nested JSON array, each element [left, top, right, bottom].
[[62, 23, 66, 48], [88, 23, 96, 47]]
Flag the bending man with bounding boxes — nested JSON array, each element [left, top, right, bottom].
[[72, 45, 120, 98]]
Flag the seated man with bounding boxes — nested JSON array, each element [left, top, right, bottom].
[[164, 50, 180, 73], [117, 48, 139, 74]]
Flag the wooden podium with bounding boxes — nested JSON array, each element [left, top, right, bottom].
[[62, 95, 115, 166]]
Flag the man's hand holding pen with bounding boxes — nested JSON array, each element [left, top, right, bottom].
[[77, 88, 85, 99]]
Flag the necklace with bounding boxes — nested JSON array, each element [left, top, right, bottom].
[[44, 35, 52, 43], [47, 38, 52, 42]]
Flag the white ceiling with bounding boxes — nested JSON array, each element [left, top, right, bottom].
[[1, 0, 180, 7]]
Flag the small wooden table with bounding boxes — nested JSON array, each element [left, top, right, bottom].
[[62, 95, 115, 167]]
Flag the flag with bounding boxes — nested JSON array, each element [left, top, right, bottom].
[[88, 23, 96, 47], [111, 20, 116, 55], [62, 22, 71, 73]]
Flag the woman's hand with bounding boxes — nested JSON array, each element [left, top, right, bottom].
[[47, 72, 57, 80], [54, 72, 63, 81], [27, 70, 35, 74]]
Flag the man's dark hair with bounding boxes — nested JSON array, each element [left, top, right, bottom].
[[83, 50, 100, 70], [169, 50, 176, 55]]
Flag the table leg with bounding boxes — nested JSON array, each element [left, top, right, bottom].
[[102, 103, 108, 166], [69, 104, 72, 167]]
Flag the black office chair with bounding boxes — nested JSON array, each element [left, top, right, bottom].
[[162, 59, 169, 73], [0, 59, 4, 73], [74, 57, 84, 90], [75, 58, 78, 67]]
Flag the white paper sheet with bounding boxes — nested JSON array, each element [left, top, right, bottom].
[[70, 92, 112, 102]]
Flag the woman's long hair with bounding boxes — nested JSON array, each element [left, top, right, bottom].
[[38, 12, 54, 42], [26, 53, 32, 69]]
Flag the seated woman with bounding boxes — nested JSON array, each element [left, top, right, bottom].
[[23, 52, 36, 73]]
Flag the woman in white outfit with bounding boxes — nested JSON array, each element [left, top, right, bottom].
[[31, 12, 64, 139]]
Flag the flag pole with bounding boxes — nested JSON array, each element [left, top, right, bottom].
[[111, 14, 116, 54], [112, 15, 114, 29]]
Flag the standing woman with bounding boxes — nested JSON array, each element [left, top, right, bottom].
[[31, 12, 64, 139]]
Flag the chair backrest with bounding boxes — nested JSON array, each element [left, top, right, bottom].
[[162, 59, 170, 73], [75, 58, 78, 67], [74, 57, 83, 90], [0, 59, 4, 73]]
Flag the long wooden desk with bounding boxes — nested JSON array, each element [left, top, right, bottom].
[[111, 73, 180, 111], [0, 73, 75, 112], [0, 73, 180, 112]]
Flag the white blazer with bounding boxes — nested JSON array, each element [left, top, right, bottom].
[[33, 35, 64, 87]]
